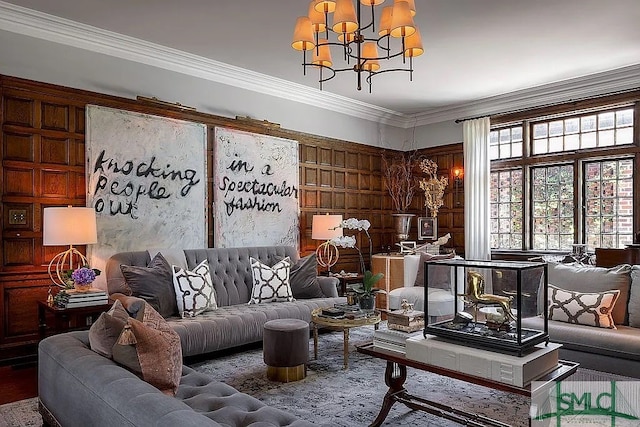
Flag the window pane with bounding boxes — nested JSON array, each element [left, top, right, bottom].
[[598, 129, 615, 147], [598, 112, 615, 129], [533, 123, 548, 138], [581, 116, 597, 131], [531, 164, 574, 251], [490, 169, 523, 250], [581, 132, 596, 148], [490, 126, 523, 160], [565, 118, 579, 134], [616, 127, 633, 145], [616, 109, 633, 126], [584, 158, 633, 250], [565, 134, 579, 150], [533, 139, 548, 154], [549, 120, 563, 137]]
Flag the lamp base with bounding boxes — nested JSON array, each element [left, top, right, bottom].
[[48, 246, 89, 288]]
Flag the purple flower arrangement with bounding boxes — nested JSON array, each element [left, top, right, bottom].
[[71, 267, 96, 285]]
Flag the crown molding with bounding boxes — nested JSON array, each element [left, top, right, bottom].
[[412, 64, 640, 126], [0, 1, 410, 128], [1, 1, 638, 130]]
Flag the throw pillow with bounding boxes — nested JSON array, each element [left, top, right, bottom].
[[88, 300, 130, 359], [548, 284, 620, 329], [249, 256, 294, 304], [413, 251, 456, 289], [548, 262, 631, 325], [112, 302, 182, 396], [289, 254, 325, 299], [172, 259, 217, 318], [120, 253, 178, 318]]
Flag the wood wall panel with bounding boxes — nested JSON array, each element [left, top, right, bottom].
[[3, 239, 34, 266], [3, 168, 35, 196], [0, 74, 466, 359], [41, 103, 69, 131], [3, 97, 33, 127], [3, 133, 33, 161], [40, 136, 69, 164]]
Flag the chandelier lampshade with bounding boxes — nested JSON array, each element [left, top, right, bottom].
[[332, 0, 359, 34], [397, 0, 416, 16], [390, 0, 416, 38], [338, 32, 357, 43], [292, 0, 423, 92], [361, 42, 380, 71], [292, 16, 315, 51], [378, 6, 393, 36], [314, 0, 337, 14], [308, 1, 327, 33], [313, 39, 333, 67], [404, 28, 424, 58]]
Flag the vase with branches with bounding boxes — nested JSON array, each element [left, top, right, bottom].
[[381, 151, 420, 213]]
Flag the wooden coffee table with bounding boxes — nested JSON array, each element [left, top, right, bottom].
[[311, 307, 381, 369], [357, 343, 579, 427]]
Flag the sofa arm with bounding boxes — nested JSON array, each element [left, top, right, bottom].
[[317, 276, 339, 298], [110, 293, 145, 318]]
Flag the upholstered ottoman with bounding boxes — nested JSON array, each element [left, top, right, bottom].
[[263, 319, 309, 382]]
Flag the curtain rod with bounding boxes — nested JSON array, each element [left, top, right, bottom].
[[454, 87, 640, 124]]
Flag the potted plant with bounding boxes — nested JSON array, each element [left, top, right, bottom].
[[352, 270, 384, 310]]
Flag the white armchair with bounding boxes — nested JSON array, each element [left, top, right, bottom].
[[387, 254, 458, 322]]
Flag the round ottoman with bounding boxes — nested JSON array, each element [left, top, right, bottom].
[[263, 319, 309, 382]]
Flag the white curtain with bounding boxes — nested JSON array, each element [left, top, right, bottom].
[[463, 117, 491, 261]]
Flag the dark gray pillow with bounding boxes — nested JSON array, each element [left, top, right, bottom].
[[290, 254, 325, 299], [120, 253, 177, 318], [414, 251, 456, 289]]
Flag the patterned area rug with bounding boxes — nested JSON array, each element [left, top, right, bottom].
[[0, 325, 632, 427]]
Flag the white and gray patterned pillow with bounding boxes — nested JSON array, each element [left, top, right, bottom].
[[548, 284, 620, 329], [172, 260, 217, 318], [249, 256, 294, 304]]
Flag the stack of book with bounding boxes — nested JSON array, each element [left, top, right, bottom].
[[373, 327, 422, 354], [387, 309, 425, 333], [58, 288, 109, 308]]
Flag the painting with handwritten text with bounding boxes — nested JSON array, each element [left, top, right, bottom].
[[86, 105, 207, 288], [214, 127, 299, 248]]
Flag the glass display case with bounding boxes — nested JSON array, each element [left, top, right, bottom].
[[424, 259, 548, 355]]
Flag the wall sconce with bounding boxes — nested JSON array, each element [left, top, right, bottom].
[[311, 214, 343, 273], [43, 206, 98, 287], [453, 168, 463, 206]]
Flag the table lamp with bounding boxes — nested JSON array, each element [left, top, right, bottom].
[[43, 206, 98, 287], [311, 214, 343, 273]]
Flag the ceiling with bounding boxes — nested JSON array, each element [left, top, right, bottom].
[[4, 0, 640, 119]]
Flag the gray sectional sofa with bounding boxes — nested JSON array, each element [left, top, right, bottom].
[[522, 262, 640, 377], [39, 246, 344, 426]]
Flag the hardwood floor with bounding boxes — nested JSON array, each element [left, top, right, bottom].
[[0, 361, 38, 405]]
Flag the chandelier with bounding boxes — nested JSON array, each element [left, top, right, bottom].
[[291, 0, 423, 92]]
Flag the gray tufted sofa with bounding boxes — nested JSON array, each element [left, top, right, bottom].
[[106, 246, 343, 357], [39, 331, 315, 427], [38, 246, 342, 426]]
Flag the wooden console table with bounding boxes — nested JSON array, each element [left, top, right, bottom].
[[595, 247, 640, 267], [357, 343, 578, 427]]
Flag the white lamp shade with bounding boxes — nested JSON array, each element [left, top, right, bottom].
[[311, 214, 343, 240], [43, 207, 97, 246]]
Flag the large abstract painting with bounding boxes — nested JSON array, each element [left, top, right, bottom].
[[86, 105, 207, 288], [213, 127, 299, 248]]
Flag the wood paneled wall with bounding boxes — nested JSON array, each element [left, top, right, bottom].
[[0, 75, 464, 359]]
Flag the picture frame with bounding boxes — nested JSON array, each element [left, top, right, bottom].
[[418, 217, 437, 240], [399, 241, 417, 254]]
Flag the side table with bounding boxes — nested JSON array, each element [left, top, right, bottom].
[[329, 273, 364, 297], [37, 301, 111, 338]]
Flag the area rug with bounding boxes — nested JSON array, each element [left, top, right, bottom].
[[0, 326, 633, 427]]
